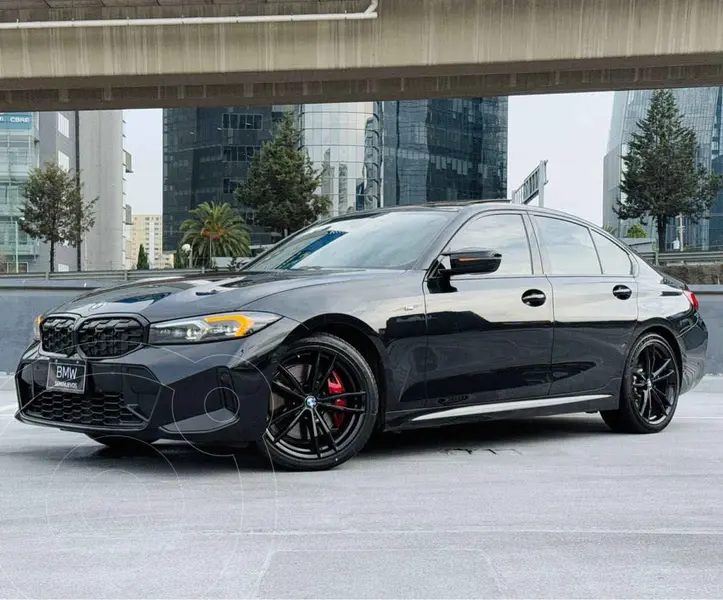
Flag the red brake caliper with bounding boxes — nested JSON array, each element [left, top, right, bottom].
[[327, 372, 346, 429]]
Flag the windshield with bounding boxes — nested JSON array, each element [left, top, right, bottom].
[[246, 210, 454, 271]]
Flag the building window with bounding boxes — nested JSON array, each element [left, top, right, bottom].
[[57, 151, 70, 171], [57, 113, 70, 138], [222, 113, 263, 130], [223, 146, 258, 162], [0, 262, 28, 274], [222, 178, 243, 194]]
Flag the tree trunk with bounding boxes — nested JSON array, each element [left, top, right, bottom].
[[49, 241, 55, 274], [657, 219, 667, 254], [76, 242, 82, 272]]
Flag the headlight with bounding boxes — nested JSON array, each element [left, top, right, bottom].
[[148, 311, 281, 345], [33, 315, 42, 342]]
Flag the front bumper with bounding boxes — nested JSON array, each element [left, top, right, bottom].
[[15, 317, 299, 444]]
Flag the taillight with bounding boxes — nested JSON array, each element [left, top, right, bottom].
[[684, 289, 699, 311]]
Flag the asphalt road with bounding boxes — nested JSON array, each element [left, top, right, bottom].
[[0, 377, 722, 599]]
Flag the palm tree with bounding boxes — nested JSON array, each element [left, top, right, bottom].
[[180, 202, 251, 267]]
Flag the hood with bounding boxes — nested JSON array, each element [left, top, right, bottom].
[[47, 268, 403, 322]]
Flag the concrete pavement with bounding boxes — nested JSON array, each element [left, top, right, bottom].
[[0, 377, 722, 598]]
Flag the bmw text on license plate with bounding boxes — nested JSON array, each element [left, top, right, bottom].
[[46, 359, 87, 394]]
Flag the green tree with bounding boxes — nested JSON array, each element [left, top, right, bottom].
[[20, 162, 86, 273], [615, 89, 723, 251], [625, 223, 648, 239], [180, 201, 251, 267], [236, 111, 331, 237], [136, 244, 149, 270]]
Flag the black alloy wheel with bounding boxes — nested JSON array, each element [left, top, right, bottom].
[[258, 333, 379, 471], [601, 332, 680, 434]]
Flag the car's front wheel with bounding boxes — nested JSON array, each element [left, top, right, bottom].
[[257, 333, 379, 471], [601, 332, 681, 433]]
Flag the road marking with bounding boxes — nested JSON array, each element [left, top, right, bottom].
[[677, 416, 723, 420], [0, 405, 17, 414]]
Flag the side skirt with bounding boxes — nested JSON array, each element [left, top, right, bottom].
[[383, 394, 619, 432]]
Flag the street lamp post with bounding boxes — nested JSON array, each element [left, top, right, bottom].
[[13, 216, 24, 274], [14, 218, 19, 274], [181, 243, 192, 268]]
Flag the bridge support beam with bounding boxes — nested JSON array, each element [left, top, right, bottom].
[[2, 0, 723, 110]]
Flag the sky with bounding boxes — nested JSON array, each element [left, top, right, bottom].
[[123, 92, 615, 225]]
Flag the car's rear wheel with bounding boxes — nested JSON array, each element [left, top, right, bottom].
[[257, 333, 379, 471], [86, 433, 157, 452], [601, 332, 680, 433]]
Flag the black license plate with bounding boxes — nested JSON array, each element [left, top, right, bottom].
[[46, 359, 87, 394]]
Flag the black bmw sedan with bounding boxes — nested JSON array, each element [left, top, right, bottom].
[[15, 202, 707, 470]]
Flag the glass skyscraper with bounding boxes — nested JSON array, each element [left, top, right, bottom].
[[164, 98, 508, 253], [0, 112, 38, 273], [381, 98, 508, 205], [604, 88, 723, 250], [163, 107, 286, 251], [298, 103, 382, 215]]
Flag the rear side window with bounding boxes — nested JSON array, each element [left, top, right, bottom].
[[448, 213, 533, 275], [590, 230, 633, 275], [533, 216, 602, 276]]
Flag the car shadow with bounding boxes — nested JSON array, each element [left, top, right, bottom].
[[362, 414, 610, 459], [9, 414, 610, 474]]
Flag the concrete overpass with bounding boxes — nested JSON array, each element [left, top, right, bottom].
[[2, 0, 723, 111]]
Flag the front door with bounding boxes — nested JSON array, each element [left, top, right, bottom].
[[422, 212, 553, 410], [531, 215, 639, 398]]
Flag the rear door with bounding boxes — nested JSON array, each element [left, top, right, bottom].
[[423, 211, 553, 409], [531, 215, 639, 397]]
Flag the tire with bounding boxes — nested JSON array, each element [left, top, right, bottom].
[[256, 333, 380, 471], [601, 332, 681, 434], [86, 433, 157, 452]]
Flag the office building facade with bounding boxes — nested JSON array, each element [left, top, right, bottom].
[[163, 107, 286, 252], [0, 111, 78, 273], [381, 98, 508, 205], [0, 111, 132, 273], [79, 110, 134, 271], [297, 102, 382, 215], [0, 112, 41, 273], [604, 88, 723, 250], [164, 99, 508, 249]]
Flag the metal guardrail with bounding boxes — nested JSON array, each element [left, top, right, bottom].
[[0, 268, 211, 281], [0, 250, 719, 280], [637, 250, 723, 265]]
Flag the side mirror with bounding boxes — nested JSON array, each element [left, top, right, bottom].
[[443, 249, 502, 276]]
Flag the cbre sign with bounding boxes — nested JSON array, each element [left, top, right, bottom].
[[0, 112, 33, 129]]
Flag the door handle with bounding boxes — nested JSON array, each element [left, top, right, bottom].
[[522, 289, 546, 307], [613, 284, 632, 300]]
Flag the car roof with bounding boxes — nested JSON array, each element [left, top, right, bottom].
[[336, 201, 599, 227]]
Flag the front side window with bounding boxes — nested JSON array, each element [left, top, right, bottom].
[[590, 230, 633, 275], [447, 213, 533, 275], [534, 216, 602, 276], [247, 210, 454, 271]]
